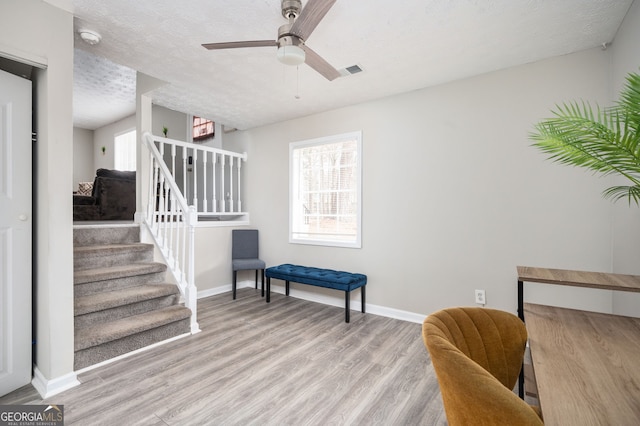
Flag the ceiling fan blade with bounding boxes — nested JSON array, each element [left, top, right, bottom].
[[302, 45, 341, 81], [290, 0, 336, 40], [202, 40, 277, 50]]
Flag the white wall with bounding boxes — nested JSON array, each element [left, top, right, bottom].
[[0, 0, 76, 387], [93, 114, 136, 170], [610, 0, 640, 315], [225, 48, 619, 317], [152, 105, 188, 140], [150, 106, 224, 148], [72, 127, 94, 190]]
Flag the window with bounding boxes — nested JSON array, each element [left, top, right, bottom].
[[114, 129, 136, 171], [193, 116, 215, 142], [290, 131, 362, 248]]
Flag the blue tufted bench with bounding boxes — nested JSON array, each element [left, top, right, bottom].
[[265, 264, 367, 323]]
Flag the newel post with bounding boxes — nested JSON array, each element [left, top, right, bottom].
[[186, 205, 201, 333]]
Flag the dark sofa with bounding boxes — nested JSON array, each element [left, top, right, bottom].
[[73, 168, 136, 221]]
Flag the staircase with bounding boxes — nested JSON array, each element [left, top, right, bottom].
[[73, 224, 192, 370]]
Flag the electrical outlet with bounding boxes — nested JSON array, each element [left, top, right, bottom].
[[475, 289, 486, 305]]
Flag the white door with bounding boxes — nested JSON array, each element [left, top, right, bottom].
[[0, 68, 32, 396]]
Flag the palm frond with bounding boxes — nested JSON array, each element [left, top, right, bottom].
[[530, 71, 640, 205], [602, 185, 640, 205], [618, 72, 640, 133]]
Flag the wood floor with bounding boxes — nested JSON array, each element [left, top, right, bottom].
[[1, 288, 447, 425]]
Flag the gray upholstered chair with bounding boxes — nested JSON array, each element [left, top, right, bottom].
[[232, 229, 266, 299]]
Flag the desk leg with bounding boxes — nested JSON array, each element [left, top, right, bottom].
[[518, 365, 525, 399], [518, 279, 524, 399], [518, 280, 524, 321]]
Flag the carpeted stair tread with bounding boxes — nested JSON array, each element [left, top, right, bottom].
[[75, 305, 192, 351], [74, 242, 155, 270], [74, 262, 167, 285], [74, 243, 154, 256], [75, 284, 180, 316], [73, 224, 140, 246], [72, 224, 193, 369]]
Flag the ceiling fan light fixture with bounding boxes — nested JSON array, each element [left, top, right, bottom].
[[277, 44, 305, 66]]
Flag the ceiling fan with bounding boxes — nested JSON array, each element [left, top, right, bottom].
[[202, 0, 341, 81]]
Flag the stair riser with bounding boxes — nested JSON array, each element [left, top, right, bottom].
[[74, 318, 190, 370], [75, 271, 166, 297], [75, 295, 181, 328], [74, 248, 154, 270], [74, 226, 140, 246]]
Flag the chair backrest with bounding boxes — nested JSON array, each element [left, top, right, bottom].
[[423, 307, 543, 426], [232, 229, 259, 260]]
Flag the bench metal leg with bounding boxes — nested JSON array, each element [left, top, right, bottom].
[[361, 285, 366, 313], [261, 269, 265, 297], [345, 291, 350, 323], [286, 280, 290, 296], [266, 277, 271, 303]]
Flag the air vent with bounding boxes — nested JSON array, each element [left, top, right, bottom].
[[340, 64, 364, 77]]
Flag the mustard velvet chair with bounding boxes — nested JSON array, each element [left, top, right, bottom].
[[422, 307, 543, 425]]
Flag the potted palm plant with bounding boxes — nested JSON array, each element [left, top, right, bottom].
[[530, 72, 640, 205]]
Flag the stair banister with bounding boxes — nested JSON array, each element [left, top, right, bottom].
[[143, 131, 200, 334]]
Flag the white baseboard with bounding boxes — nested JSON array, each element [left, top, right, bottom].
[[198, 280, 426, 324], [31, 366, 80, 399], [73, 332, 192, 376]]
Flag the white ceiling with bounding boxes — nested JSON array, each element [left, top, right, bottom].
[[62, 0, 634, 131]]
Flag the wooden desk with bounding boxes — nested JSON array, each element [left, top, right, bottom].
[[515, 266, 640, 399], [516, 266, 640, 321], [524, 303, 640, 425]]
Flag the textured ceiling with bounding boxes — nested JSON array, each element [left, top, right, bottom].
[[64, 0, 634, 131], [73, 48, 136, 130]]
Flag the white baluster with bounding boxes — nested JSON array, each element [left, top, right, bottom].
[[221, 154, 226, 212], [212, 153, 217, 212], [237, 155, 242, 212], [171, 144, 176, 181], [202, 150, 208, 213], [229, 156, 234, 212], [166, 188, 174, 267], [147, 151, 156, 225], [182, 146, 187, 200], [192, 149, 198, 209]]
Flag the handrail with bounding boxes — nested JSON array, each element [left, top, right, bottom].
[[143, 131, 200, 334]]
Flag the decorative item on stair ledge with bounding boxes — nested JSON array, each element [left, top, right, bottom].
[[101, 146, 106, 155], [162, 126, 168, 137], [530, 71, 640, 205]]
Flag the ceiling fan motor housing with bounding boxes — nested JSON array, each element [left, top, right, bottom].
[[278, 24, 303, 46], [281, 0, 302, 20]]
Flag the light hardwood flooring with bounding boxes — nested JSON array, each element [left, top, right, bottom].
[[1, 288, 447, 425]]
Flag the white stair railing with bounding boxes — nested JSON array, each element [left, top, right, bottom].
[[142, 132, 200, 334], [152, 134, 248, 218]]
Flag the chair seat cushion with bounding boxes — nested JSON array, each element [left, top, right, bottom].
[[233, 258, 266, 271]]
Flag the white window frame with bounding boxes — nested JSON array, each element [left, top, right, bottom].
[[114, 128, 136, 171], [289, 131, 362, 248]]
